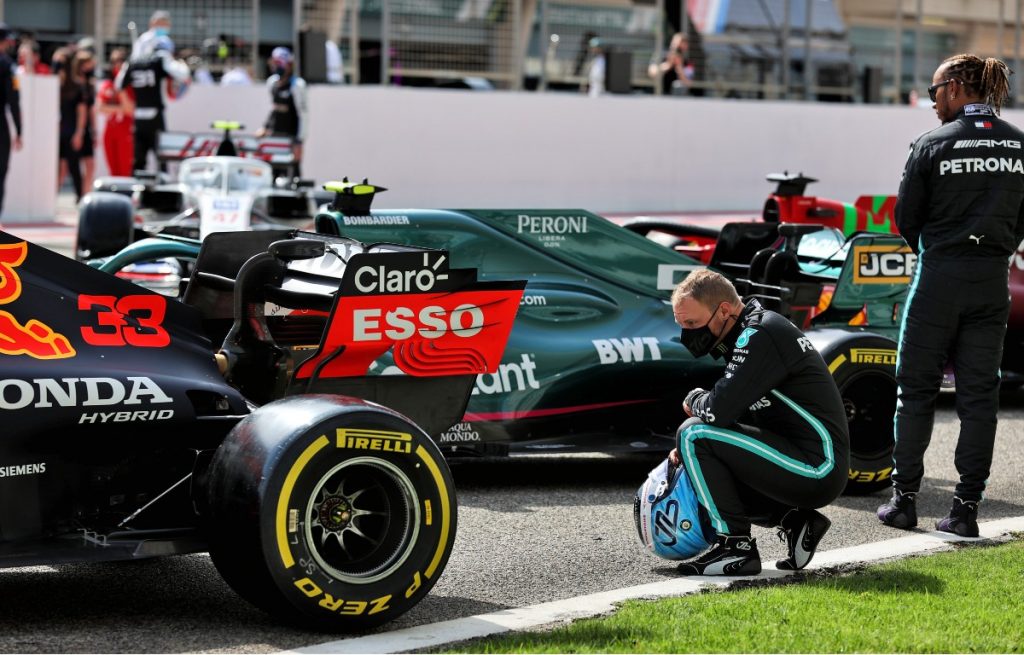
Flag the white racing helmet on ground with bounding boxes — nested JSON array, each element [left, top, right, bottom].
[[633, 458, 713, 560]]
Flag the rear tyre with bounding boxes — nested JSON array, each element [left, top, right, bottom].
[[76, 191, 134, 260], [205, 396, 457, 630], [816, 332, 898, 495]]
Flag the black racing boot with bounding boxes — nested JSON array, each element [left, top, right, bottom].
[[876, 489, 918, 529], [775, 508, 832, 571], [677, 534, 761, 576], [935, 497, 980, 538]]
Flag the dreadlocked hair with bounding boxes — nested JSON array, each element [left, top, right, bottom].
[[942, 53, 1014, 114]]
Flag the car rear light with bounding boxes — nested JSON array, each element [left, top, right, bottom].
[[848, 304, 869, 326], [810, 284, 835, 319]]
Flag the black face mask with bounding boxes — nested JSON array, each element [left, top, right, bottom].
[[680, 306, 736, 359]]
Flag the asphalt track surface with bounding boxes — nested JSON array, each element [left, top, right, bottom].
[[2, 219, 1024, 653]]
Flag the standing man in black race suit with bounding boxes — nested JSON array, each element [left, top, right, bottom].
[[878, 54, 1024, 537], [116, 10, 190, 173], [0, 23, 23, 217]]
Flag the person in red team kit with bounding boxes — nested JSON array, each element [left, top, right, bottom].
[[96, 49, 134, 177]]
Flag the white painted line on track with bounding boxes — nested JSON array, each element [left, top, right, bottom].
[[281, 516, 1024, 655]]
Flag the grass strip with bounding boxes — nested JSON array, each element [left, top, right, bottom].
[[444, 538, 1024, 653]]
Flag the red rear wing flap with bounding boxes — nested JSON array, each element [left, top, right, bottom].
[[157, 131, 295, 165], [294, 250, 525, 379]]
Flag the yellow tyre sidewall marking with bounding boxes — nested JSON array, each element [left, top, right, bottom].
[[276, 434, 330, 568], [416, 444, 451, 580], [828, 354, 847, 374]]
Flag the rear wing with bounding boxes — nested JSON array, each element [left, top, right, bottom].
[[157, 131, 296, 166], [852, 195, 898, 233]]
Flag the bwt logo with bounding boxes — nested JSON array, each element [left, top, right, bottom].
[[592, 337, 662, 364]]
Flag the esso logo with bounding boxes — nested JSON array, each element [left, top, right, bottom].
[[353, 304, 484, 341]]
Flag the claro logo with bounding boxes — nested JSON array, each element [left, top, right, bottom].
[[354, 254, 449, 293]]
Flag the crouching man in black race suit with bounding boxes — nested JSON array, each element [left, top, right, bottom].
[[668, 269, 850, 575], [877, 54, 1024, 537]]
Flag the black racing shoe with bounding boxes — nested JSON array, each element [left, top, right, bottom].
[[677, 535, 761, 576], [775, 508, 831, 571], [935, 497, 980, 538], [876, 489, 918, 529]]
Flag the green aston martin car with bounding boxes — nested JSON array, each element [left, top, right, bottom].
[[90, 181, 902, 494]]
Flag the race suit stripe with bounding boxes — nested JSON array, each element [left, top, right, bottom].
[[679, 412, 836, 535], [893, 247, 924, 450], [770, 390, 834, 464]]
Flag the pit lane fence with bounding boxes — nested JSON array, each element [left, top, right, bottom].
[[41, 0, 1024, 104], [78, 0, 862, 101]]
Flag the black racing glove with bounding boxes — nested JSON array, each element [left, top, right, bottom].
[[684, 388, 706, 413]]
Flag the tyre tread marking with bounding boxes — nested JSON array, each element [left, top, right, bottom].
[[276, 435, 331, 568], [415, 444, 450, 579]]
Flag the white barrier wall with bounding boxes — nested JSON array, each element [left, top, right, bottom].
[[165, 84, 272, 136], [15, 82, 1024, 218], [295, 86, 999, 212], [4, 75, 58, 223]]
